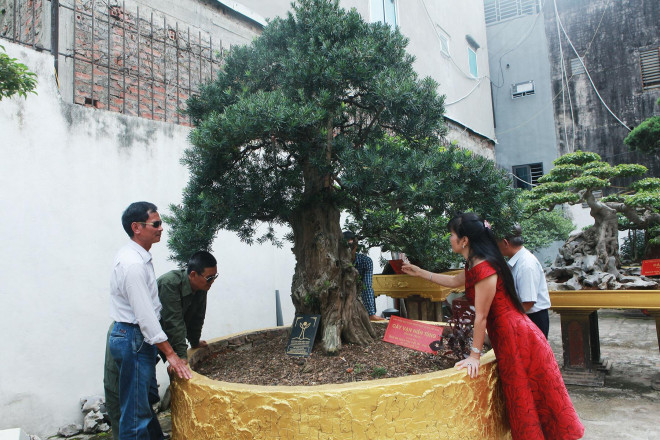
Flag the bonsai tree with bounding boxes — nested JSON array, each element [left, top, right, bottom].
[[624, 97, 660, 154], [524, 150, 660, 272], [0, 45, 37, 100], [168, 0, 518, 353]]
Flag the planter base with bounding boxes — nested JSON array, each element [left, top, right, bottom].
[[171, 326, 511, 440]]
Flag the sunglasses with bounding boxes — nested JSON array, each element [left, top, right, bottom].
[[202, 273, 219, 283], [136, 221, 163, 228]]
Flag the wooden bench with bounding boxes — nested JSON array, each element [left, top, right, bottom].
[[550, 290, 660, 386]]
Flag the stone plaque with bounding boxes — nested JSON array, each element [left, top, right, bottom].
[[383, 316, 444, 354], [286, 315, 320, 357]]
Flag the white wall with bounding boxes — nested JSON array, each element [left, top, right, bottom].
[[0, 41, 301, 437]]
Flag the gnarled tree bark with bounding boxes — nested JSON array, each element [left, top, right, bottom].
[[289, 160, 375, 355]]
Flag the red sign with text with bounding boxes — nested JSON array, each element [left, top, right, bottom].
[[383, 316, 444, 354], [641, 259, 660, 276]]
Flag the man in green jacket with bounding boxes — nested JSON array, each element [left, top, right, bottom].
[[104, 251, 218, 439]]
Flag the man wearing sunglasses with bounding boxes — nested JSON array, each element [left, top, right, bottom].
[[157, 250, 218, 362], [104, 246, 218, 439], [105, 201, 191, 440]]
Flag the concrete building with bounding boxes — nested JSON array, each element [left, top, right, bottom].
[[486, 0, 660, 189]]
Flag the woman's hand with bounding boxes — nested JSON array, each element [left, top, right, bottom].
[[401, 262, 421, 276], [455, 355, 480, 378]]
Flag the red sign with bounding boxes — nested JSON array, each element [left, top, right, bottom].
[[641, 259, 660, 276], [383, 316, 444, 354], [388, 259, 404, 274]]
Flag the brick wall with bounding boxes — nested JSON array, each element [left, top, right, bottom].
[[72, 0, 225, 125], [0, 0, 44, 47], [2, 0, 262, 126]]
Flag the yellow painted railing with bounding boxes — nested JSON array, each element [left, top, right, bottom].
[[373, 271, 464, 302], [549, 290, 660, 310]]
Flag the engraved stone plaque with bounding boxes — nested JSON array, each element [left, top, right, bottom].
[[285, 315, 320, 357]]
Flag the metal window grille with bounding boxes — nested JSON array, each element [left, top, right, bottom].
[[484, 0, 541, 26], [1, 0, 230, 126], [512, 163, 543, 190], [640, 47, 660, 90], [0, 0, 44, 48]]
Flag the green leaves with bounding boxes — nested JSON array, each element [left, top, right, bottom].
[[553, 150, 601, 166], [342, 144, 520, 272], [0, 45, 37, 100], [624, 114, 660, 154]]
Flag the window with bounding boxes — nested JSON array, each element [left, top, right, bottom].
[[484, 0, 541, 25], [468, 47, 478, 78], [640, 47, 660, 90], [570, 57, 585, 76], [371, 0, 397, 26], [511, 80, 535, 98], [512, 163, 543, 190], [437, 26, 450, 57]]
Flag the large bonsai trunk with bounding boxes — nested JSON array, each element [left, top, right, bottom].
[[289, 158, 376, 354], [289, 201, 376, 354]]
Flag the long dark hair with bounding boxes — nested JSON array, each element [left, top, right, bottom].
[[448, 213, 525, 313]]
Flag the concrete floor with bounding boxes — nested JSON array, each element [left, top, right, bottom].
[[548, 310, 660, 440]]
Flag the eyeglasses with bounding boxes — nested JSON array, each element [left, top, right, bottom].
[[136, 221, 163, 228], [202, 273, 219, 283]]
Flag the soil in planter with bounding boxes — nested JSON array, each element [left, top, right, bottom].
[[194, 324, 468, 386]]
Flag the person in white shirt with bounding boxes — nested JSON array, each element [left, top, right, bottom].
[[108, 201, 191, 440], [497, 224, 552, 338]]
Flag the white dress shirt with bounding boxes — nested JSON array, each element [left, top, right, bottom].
[[508, 247, 551, 314], [109, 240, 168, 345]]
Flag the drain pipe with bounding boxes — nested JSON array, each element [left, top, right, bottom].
[[275, 290, 283, 326]]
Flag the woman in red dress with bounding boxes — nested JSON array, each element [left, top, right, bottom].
[[402, 212, 584, 440]]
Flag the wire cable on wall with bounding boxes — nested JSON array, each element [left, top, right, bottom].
[[553, 0, 631, 132]]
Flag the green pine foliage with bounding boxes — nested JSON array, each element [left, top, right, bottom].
[[524, 150, 660, 258], [519, 206, 574, 253], [343, 145, 520, 272], [168, 0, 519, 274], [624, 97, 660, 154]]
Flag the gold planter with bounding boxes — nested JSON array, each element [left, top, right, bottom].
[[171, 326, 511, 440]]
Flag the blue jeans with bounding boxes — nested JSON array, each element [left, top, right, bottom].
[[109, 322, 164, 440]]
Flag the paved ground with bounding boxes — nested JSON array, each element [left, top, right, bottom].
[[548, 309, 660, 440], [48, 309, 660, 440]]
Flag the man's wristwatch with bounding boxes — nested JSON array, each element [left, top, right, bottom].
[[470, 346, 481, 354]]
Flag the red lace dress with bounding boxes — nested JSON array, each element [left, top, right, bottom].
[[465, 261, 584, 440]]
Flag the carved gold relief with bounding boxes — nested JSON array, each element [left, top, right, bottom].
[[171, 327, 511, 440]]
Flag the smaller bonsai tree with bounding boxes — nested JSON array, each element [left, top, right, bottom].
[[0, 45, 37, 100], [624, 97, 660, 154], [524, 150, 660, 272]]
